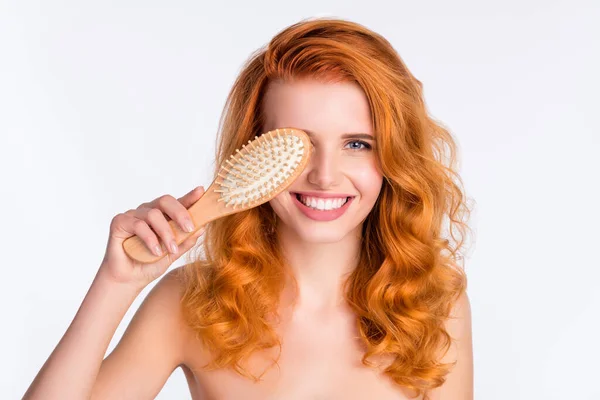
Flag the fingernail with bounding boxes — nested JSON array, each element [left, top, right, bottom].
[[184, 220, 195, 232], [169, 242, 178, 254], [153, 245, 163, 256]]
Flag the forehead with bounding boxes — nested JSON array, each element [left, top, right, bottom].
[[262, 79, 373, 137]]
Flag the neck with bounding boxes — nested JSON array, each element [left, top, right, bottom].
[[276, 222, 362, 316]]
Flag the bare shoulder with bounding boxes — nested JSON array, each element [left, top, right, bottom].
[[91, 265, 194, 399], [128, 265, 191, 339], [424, 291, 473, 400]]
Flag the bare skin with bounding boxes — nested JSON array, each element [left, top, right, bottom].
[[23, 79, 472, 399], [177, 261, 424, 400], [22, 201, 470, 399], [178, 272, 472, 399]]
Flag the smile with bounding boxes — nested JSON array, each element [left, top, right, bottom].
[[297, 194, 349, 210], [290, 192, 355, 221]]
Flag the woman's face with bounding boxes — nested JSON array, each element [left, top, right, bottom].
[[264, 78, 383, 244]]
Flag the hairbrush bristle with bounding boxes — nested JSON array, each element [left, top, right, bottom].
[[214, 128, 308, 209]]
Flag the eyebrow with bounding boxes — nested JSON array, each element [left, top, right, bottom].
[[302, 129, 376, 141]]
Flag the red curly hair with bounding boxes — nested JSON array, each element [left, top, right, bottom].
[[181, 17, 473, 397]]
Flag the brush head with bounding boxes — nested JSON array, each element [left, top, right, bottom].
[[214, 127, 312, 209]]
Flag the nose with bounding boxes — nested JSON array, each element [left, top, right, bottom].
[[306, 145, 342, 189]]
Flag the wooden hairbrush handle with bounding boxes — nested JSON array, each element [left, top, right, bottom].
[[121, 181, 227, 263]]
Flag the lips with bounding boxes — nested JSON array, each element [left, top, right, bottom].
[[290, 192, 355, 221]]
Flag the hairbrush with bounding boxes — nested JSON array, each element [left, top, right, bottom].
[[123, 127, 312, 263]]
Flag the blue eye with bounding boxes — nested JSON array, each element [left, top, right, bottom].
[[345, 140, 372, 151]]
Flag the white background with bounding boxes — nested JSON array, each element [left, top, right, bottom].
[[1, 1, 599, 399]]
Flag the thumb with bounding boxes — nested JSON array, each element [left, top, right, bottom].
[[178, 185, 205, 209]]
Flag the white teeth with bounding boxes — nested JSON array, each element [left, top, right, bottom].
[[298, 195, 349, 210]]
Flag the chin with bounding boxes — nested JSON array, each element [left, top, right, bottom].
[[297, 231, 347, 244], [288, 222, 360, 244]]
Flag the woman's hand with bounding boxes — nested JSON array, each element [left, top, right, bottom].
[[98, 186, 206, 289]]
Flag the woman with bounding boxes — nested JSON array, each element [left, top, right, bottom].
[[24, 18, 473, 400]]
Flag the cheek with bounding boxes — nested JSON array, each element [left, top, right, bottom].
[[269, 193, 293, 216], [349, 162, 383, 199]]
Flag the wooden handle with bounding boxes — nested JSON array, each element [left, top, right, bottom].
[[122, 218, 196, 263], [122, 181, 248, 264]]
